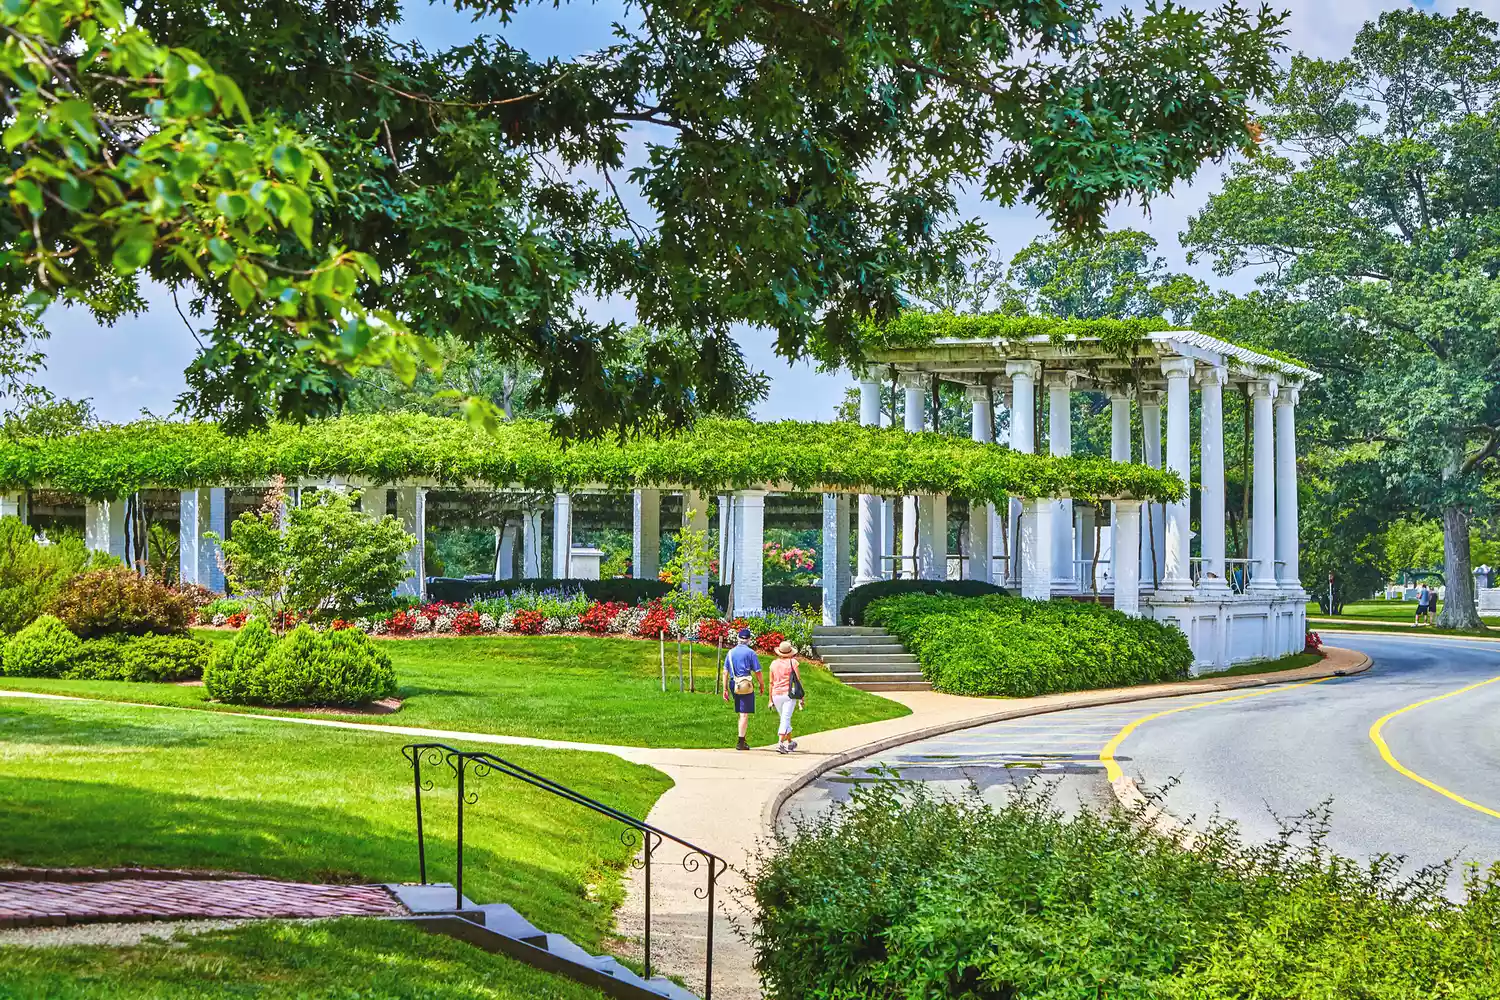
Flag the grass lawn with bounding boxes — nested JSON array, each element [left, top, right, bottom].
[[1309, 619, 1499, 639], [1306, 599, 1500, 627], [0, 696, 671, 949], [1197, 651, 1324, 679], [0, 633, 909, 748], [0, 919, 607, 999]]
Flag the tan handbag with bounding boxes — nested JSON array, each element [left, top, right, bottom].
[[732, 672, 755, 696]]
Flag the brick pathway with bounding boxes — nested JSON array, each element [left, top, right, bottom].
[[0, 878, 405, 928]]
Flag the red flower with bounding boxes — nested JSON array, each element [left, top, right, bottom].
[[580, 601, 625, 634], [453, 610, 483, 635], [753, 630, 785, 653], [513, 609, 547, 634], [385, 610, 416, 636], [330, 618, 354, 631], [696, 618, 730, 646], [636, 600, 675, 639], [226, 612, 248, 629], [1305, 630, 1323, 651]]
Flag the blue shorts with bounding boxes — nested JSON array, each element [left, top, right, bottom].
[[733, 692, 755, 714]]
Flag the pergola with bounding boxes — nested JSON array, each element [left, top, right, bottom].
[[861, 318, 1320, 668], [0, 414, 1178, 629]]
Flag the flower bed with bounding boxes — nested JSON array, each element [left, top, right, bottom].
[[199, 589, 820, 655]]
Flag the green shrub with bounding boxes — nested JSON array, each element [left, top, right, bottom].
[[204, 622, 396, 707], [755, 781, 1500, 1000], [840, 578, 1009, 625], [0, 517, 111, 634], [48, 566, 194, 638], [3, 615, 83, 677], [865, 593, 1192, 696], [67, 634, 210, 682]]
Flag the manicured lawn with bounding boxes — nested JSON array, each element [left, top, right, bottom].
[[1197, 651, 1324, 679], [0, 633, 909, 748], [0, 697, 671, 948], [1306, 599, 1500, 627], [0, 919, 608, 999], [1310, 619, 1498, 639]]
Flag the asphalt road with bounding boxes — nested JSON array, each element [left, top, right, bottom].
[[786, 634, 1500, 892]]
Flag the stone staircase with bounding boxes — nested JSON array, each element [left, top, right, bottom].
[[812, 626, 930, 692], [387, 883, 697, 1000]]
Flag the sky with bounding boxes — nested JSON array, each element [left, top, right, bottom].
[[39, 0, 1473, 424]]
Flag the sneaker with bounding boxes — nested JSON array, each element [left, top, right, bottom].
[[736, 737, 750, 751], [787, 740, 798, 751], [776, 743, 791, 754]]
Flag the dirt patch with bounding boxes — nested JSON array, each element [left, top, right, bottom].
[[272, 697, 404, 716]]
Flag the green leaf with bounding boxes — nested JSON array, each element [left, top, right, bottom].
[[207, 237, 236, 264], [227, 270, 257, 310], [111, 226, 156, 272]]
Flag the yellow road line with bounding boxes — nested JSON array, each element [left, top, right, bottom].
[[1100, 678, 1334, 782], [1368, 674, 1500, 820]]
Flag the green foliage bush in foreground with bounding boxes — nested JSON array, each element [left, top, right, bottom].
[[840, 578, 1010, 625], [754, 781, 1500, 999], [204, 621, 397, 707], [0, 517, 112, 634], [0, 616, 207, 681], [865, 594, 1191, 696]]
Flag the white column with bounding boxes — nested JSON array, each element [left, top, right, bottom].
[[552, 493, 572, 578], [633, 488, 661, 581], [1007, 362, 1039, 586], [1077, 506, 1097, 592], [1046, 372, 1076, 592], [836, 493, 852, 609], [900, 373, 926, 579], [1113, 501, 1143, 616], [733, 490, 766, 615], [856, 378, 883, 588], [207, 487, 227, 591], [496, 523, 519, 580], [0, 492, 25, 521], [916, 494, 946, 580], [394, 486, 426, 598], [1159, 358, 1195, 592], [966, 384, 994, 583], [1020, 499, 1053, 601], [1249, 379, 1279, 593], [86, 498, 128, 563], [880, 496, 895, 580], [1139, 391, 1163, 588], [178, 490, 207, 587], [522, 508, 543, 578], [1275, 384, 1302, 593], [717, 495, 732, 584], [1198, 367, 1231, 595], [1107, 389, 1132, 595], [821, 493, 852, 625], [684, 492, 712, 595]]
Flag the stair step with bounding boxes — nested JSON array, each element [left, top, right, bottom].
[[843, 680, 933, 691], [821, 656, 920, 670], [543, 933, 608, 969], [647, 976, 702, 1000], [817, 644, 911, 657], [593, 955, 657, 990], [812, 626, 888, 636], [475, 903, 547, 946], [810, 634, 903, 646], [833, 670, 925, 682], [384, 882, 479, 914]]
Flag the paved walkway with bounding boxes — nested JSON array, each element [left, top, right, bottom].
[[0, 876, 403, 928], [0, 650, 1369, 998]]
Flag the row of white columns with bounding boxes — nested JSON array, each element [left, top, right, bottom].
[[850, 361, 1303, 616]]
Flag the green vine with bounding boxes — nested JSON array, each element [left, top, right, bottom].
[[0, 415, 1185, 505], [865, 313, 1184, 356]]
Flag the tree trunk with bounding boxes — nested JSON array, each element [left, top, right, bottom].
[[1436, 505, 1484, 630]]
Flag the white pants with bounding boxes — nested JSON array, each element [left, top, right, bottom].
[[772, 694, 798, 735]]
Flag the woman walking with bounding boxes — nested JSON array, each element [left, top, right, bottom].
[[769, 639, 806, 754]]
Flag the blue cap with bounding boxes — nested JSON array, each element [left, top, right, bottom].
[[737, 628, 752, 639]]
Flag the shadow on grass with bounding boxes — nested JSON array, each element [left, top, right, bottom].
[[0, 707, 214, 749], [0, 775, 624, 946]]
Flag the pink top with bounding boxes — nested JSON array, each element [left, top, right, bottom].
[[769, 657, 799, 697]]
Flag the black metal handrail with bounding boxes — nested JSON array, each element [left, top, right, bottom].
[[401, 742, 730, 999]]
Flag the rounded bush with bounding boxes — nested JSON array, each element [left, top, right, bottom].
[[865, 594, 1192, 696], [204, 621, 395, 707], [68, 634, 211, 682], [49, 566, 193, 638], [4, 614, 83, 677]]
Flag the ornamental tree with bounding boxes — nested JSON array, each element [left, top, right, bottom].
[[18, 0, 1286, 438], [1183, 8, 1500, 628]]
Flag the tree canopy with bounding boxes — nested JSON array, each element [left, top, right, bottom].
[[1184, 7, 1500, 627], [5, 0, 1285, 438]]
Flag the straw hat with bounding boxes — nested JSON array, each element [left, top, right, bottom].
[[775, 640, 795, 656]]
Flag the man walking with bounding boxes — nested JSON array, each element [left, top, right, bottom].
[[722, 628, 763, 751]]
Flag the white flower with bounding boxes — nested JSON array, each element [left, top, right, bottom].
[[212, 613, 227, 626], [478, 613, 497, 631]]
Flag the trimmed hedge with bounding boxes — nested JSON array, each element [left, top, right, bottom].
[[710, 584, 823, 613], [840, 579, 1009, 625], [0, 617, 208, 681], [2, 615, 81, 677], [865, 594, 1191, 696], [754, 780, 1500, 999], [428, 577, 674, 605], [204, 622, 396, 707]]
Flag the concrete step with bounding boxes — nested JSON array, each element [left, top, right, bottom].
[[810, 633, 903, 647], [824, 660, 921, 675], [820, 654, 920, 669], [831, 670, 925, 684], [816, 643, 910, 657], [475, 903, 547, 946], [647, 976, 701, 1000], [840, 679, 932, 691], [812, 626, 888, 636], [385, 882, 479, 914]]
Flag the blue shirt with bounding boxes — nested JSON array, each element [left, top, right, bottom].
[[726, 644, 760, 677]]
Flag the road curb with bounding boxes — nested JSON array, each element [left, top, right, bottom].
[[763, 647, 1374, 832], [1314, 628, 1500, 643]]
